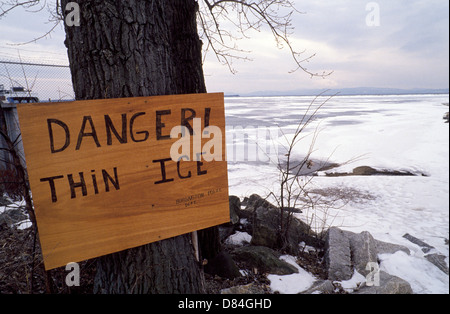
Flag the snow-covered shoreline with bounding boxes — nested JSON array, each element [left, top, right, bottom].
[[225, 94, 449, 294]]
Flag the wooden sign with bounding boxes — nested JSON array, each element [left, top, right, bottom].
[[17, 93, 229, 270]]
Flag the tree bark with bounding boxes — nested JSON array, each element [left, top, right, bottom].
[[62, 0, 208, 293]]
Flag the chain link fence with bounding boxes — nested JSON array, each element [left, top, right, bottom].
[[1, 59, 74, 191], [0, 59, 74, 103]]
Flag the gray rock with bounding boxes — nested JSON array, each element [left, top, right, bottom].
[[229, 195, 241, 225], [354, 271, 413, 294], [0, 208, 28, 227], [374, 239, 410, 255], [402, 233, 449, 274], [323, 227, 416, 294], [352, 166, 379, 175], [343, 230, 411, 276], [344, 230, 379, 277], [301, 280, 335, 294], [247, 194, 318, 253], [403, 233, 434, 253], [251, 205, 317, 252], [220, 283, 266, 294], [324, 227, 353, 281], [245, 194, 277, 212], [425, 253, 449, 275], [251, 206, 280, 249], [326, 165, 416, 177], [219, 225, 235, 242], [232, 246, 298, 275], [325, 227, 410, 281]]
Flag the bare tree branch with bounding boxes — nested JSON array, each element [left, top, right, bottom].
[[2, 0, 63, 46], [198, 0, 333, 77], [0, 0, 42, 19], [3, 0, 332, 77]]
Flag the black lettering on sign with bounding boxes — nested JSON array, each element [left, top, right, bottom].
[[156, 110, 171, 140], [91, 170, 99, 194], [177, 157, 192, 179], [39, 167, 120, 202], [196, 152, 208, 176], [47, 119, 70, 153], [153, 158, 174, 184], [68, 172, 87, 199], [204, 108, 211, 128], [40, 175, 64, 202], [130, 112, 149, 142], [102, 167, 120, 192], [181, 108, 196, 135], [76, 116, 101, 150], [105, 114, 127, 145]]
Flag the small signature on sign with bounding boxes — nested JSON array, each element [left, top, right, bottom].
[[176, 188, 222, 208]]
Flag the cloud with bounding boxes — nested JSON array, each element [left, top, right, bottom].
[[0, 5, 67, 64], [205, 0, 449, 93], [1, 1, 448, 94]]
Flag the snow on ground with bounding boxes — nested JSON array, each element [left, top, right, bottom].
[[267, 255, 317, 294], [0, 196, 30, 229], [225, 231, 252, 246], [225, 94, 449, 294]]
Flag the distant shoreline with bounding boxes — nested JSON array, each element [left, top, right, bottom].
[[225, 88, 450, 98], [225, 92, 450, 97]]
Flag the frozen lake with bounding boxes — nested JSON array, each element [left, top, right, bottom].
[[224, 94, 449, 293]]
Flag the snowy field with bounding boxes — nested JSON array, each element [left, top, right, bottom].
[[225, 94, 449, 294]]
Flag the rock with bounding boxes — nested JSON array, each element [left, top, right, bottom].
[[354, 271, 413, 294], [401, 233, 449, 274], [352, 166, 379, 176], [251, 206, 279, 249], [323, 227, 416, 294], [324, 227, 353, 281], [374, 239, 410, 255], [326, 166, 417, 177], [251, 205, 317, 252], [0, 208, 28, 227], [325, 228, 411, 281], [232, 246, 298, 275], [204, 251, 241, 279], [228, 195, 241, 225], [344, 230, 378, 277], [220, 283, 266, 294], [245, 194, 277, 211], [246, 194, 319, 253], [425, 253, 449, 275], [403, 233, 435, 253], [300, 280, 335, 294], [218, 225, 235, 242]]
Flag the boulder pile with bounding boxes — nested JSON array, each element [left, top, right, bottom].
[[210, 194, 446, 294]]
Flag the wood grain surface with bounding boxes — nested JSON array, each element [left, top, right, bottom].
[[17, 93, 229, 270]]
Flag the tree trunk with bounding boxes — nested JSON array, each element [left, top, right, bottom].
[[62, 0, 208, 293]]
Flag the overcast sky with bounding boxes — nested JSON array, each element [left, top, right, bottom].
[[0, 0, 448, 95]]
